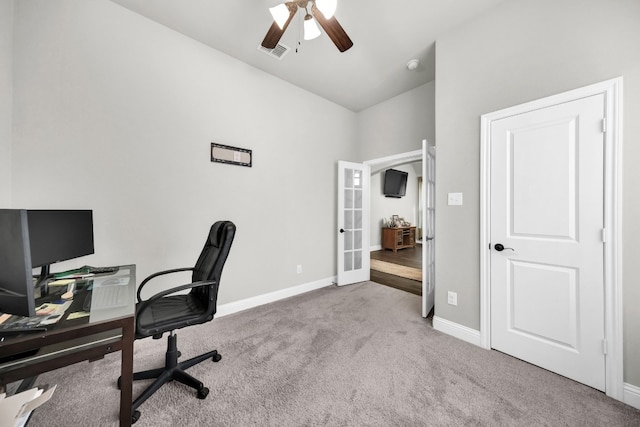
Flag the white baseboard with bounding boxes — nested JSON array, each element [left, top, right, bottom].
[[432, 316, 482, 347], [216, 276, 336, 318], [370, 245, 382, 251], [624, 382, 640, 410]]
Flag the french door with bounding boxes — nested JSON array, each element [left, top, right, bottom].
[[337, 161, 370, 286], [422, 142, 435, 317]]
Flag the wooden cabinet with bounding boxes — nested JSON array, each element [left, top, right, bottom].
[[381, 226, 416, 252]]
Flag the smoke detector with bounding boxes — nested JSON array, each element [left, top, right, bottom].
[[406, 59, 419, 71]]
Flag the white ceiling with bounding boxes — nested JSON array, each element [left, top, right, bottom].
[[110, 0, 506, 112]]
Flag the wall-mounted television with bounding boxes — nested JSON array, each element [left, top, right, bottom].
[[383, 169, 408, 198]]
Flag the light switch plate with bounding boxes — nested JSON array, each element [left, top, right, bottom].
[[448, 192, 463, 206]]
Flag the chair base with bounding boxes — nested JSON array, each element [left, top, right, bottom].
[[120, 331, 221, 423]]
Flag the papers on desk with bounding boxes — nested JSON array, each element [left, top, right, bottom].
[[47, 279, 75, 287], [34, 301, 72, 325], [0, 385, 56, 427]]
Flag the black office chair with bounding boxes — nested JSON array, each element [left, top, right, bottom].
[[122, 221, 236, 423]]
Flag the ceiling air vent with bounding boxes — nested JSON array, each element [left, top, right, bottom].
[[257, 43, 291, 60]]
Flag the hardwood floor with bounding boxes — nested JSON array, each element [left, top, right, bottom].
[[370, 245, 422, 296]]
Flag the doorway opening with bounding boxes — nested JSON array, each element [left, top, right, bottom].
[[364, 141, 434, 318]]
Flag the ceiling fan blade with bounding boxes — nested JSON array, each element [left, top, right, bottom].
[[312, 5, 353, 52], [261, 3, 297, 49]]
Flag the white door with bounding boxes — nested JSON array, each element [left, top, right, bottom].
[[490, 94, 606, 390], [337, 161, 370, 286], [422, 141, 435, 317]]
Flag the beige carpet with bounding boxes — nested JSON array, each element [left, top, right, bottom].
[[370, 258, 422, 281], [26, 282, 640, 426]]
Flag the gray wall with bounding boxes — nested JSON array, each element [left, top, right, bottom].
[[435, 0, 640, 386], [9, 0, 357, 303], [357, 81, 434, 160], [357, 82, 434, 249], [0, 0, 12, 205]]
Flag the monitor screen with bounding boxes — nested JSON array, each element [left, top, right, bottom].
[[27, 210, 94, 268]]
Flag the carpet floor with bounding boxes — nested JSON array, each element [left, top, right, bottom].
[[27, 282, 640, 426]]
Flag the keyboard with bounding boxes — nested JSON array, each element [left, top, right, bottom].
[[53, 265, 119, 279], [84, 266, 120, 275], [83, 286, 129, 311]]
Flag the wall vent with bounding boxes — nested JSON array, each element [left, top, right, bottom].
[[257, 43, 291, 60]]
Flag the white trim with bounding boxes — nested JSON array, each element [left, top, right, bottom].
[[479, 77, 624, 400], [603, 77, 624, 400], [364, 149, 422, 174], [433, 316, 482, 347], [623, 383, 640, 410], [216, 276, 335, 318], [421, 140, 428, 317]]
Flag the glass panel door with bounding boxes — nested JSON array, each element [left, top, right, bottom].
[[337, 161, 369, 285]]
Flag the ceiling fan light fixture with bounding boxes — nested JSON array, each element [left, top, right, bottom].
[[315, 0, 337, 19], [269, 3, 291, 29], [304, 14, 321, 40]]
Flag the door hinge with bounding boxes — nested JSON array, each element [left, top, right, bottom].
[[603, 338, 608, 355], [601, 228, 606, 243], [602, 118, 607, 133]]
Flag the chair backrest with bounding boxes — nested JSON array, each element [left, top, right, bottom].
[[190, 221, 236, 316]]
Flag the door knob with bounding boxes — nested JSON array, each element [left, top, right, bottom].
[[494, 243, 514, 251], [339, 229, 345, 233]]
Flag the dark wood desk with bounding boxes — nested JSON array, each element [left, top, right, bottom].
[[0, 265, 136, 426]]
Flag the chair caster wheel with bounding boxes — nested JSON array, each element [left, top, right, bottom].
[[212, 352, 222, 362], [197, 387, 209, 399], [177, 351, 182, 358], [132, 410, 141, 424]]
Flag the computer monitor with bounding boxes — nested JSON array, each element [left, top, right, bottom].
[[27, 210, 95, 279], [0, 209, 94, 317], [0, 210, 35, 317]]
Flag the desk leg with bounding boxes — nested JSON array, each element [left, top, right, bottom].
[[120, 319, 134, 426]]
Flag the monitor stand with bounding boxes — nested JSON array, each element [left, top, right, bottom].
[[34, 265, 51, 296]]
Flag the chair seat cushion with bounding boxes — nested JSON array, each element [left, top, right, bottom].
[[136, 294, 208, 338]]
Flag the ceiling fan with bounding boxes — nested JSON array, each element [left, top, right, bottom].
[[261, 0, 353, 53]]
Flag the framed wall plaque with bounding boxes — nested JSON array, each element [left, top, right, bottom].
[[211, 143, 252, 167]]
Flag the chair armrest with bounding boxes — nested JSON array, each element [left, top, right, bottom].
[[136, 279, 217, 316], [137, 267, 194, 302]]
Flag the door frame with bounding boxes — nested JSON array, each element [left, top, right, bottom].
[[364, 140, 432, 317], [479, 77, 623, 399]]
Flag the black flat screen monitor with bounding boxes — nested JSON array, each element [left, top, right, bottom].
[[383, 169, 408, 198], [0, 209, 94, 317], [28, 210, 94, 270], [0, 210, 35, 317]]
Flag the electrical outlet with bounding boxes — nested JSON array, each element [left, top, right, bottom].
[[447, 291, 458, 306], [296, 265, 302, 274]]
